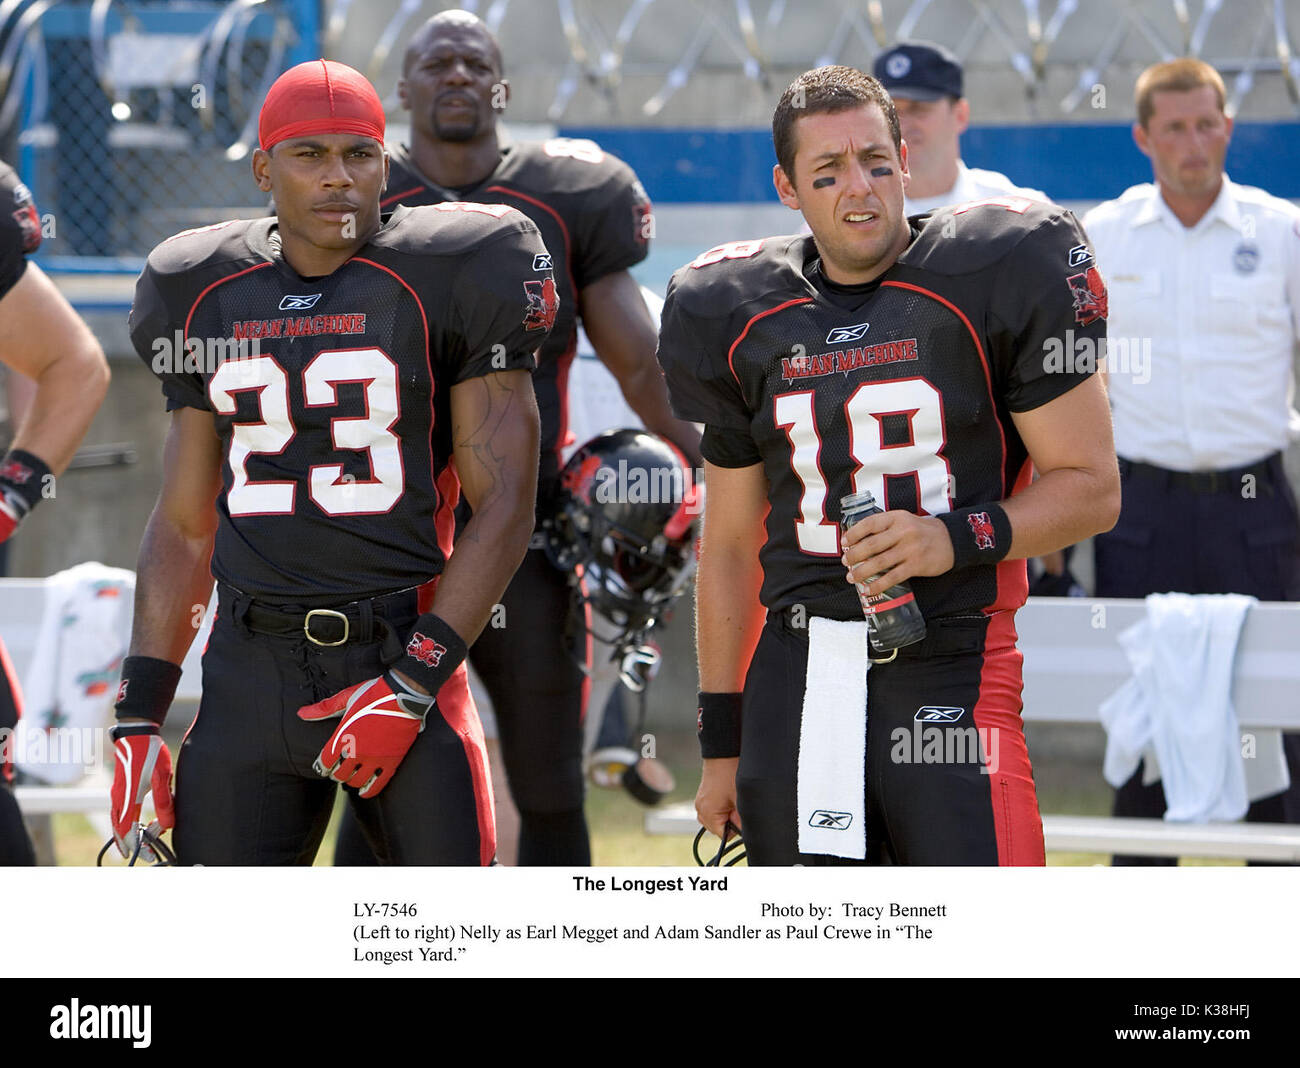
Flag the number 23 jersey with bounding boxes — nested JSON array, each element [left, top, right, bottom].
[[657, 200, 1105, 620], [129, 204, 555, 603]]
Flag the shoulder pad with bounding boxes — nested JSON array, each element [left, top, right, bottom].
[[147, 219, 255, 276], [510, 139, 640, 196], [378, 202, 539, 256], [0, 158, 40, 257], [901, 199, 1077, 276], [666, 235, 808, 320]]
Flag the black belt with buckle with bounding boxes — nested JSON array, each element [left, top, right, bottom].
[[1119, 455, 1279, 496], [772, 606, 988, 660], [218, 583, 420, 650]]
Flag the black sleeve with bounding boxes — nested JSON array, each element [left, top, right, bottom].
[[448, 222, 555, 382], [0, 162, 40, 301], [656, 273, 753, 431], [987, 210, 1105, 412], [701, 424, 761, 468], [128, 261, 211, 412], [573, 159, 652, 289]]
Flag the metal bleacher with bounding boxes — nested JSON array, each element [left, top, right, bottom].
[[645, 598, 1300, 862]]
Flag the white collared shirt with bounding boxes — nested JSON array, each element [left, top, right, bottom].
[[1083, 176, 1300, 471], [903, 160, 1047, 216]]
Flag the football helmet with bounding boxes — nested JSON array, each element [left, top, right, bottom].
[[544, 428, 701, 673]]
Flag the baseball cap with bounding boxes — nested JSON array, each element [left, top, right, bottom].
[[873, 41, 963, 101], [258, 59, 386, 152]]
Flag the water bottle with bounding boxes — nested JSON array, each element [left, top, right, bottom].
[[839, 490, 927, 653]]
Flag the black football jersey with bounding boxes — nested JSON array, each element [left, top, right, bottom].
[[0, 159, 41, 301], [129, 204, 554, 604], [383, 139, 652, 491], [658, 199, 1105, 620]]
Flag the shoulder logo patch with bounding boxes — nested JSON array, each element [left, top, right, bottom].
[[531, 253, 553, 272], [523, 277, 559, 332], [1066, 266, 1107, 325]]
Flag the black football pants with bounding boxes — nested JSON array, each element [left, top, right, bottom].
[[333, 547, 591, 866], [173, 604, 494, 866], [736, 611, 1045, 866]]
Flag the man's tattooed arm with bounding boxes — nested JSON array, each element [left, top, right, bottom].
[[432, 368, 540, 643]]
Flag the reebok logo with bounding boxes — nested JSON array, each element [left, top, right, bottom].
[[1067, 243, 1093, 267], [531, 253, 553, 271], [50, 1000, 151, 1048], [808, 809, 853, 829], [826, 322, 870, 344], [915, 706, 965, 722], [279, 293, 322, 311]]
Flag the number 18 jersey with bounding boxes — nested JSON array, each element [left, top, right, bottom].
[[656, 200, 1105, 620]]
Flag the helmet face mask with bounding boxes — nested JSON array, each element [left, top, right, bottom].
[[545, 429, 700, 657]]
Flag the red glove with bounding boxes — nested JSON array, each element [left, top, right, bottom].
[[297, 671, 433, 799], [109, 723, 175, 859], [0, 495, 23, 544]]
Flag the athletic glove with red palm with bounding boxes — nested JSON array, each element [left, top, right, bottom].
[[297, 671, 434, 799], [109, 723, 175, 859]]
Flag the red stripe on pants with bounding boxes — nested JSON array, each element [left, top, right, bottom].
[[436, 662, 498, 866], [972, 610, 1045, 866]]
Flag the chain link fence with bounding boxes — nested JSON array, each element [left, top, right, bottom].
[[335, 0, 1300, 125], [1, 0, 313, 260]]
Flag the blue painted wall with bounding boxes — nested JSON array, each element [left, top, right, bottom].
[[561, 123, 1300, 203]]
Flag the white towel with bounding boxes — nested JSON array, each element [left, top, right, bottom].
[[797, 617, 869, 859], [1100, 593, 1256, 822], [16, 562, 135, 785]]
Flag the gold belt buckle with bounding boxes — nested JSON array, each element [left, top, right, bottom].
[[304, 608, 350, 647], [868, 647, 898, 665]]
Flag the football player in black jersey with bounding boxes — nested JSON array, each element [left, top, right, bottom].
[[110, 60, 551, 865], [331, 9, 702, 867], [0, 160, 111, 864], [658, 67, 1120, 865]]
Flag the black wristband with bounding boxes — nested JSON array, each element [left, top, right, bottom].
[[0, 448, 52, 517], [938, 504, 1012, 570], [109, 722, 160, 743], [397, 613, 468, 696], [697, 692, 743, 759], [114, 656, 183, 727]]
